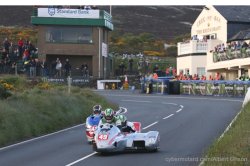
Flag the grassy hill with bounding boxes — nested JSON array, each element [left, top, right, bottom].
[[0, 6, 202, 41]]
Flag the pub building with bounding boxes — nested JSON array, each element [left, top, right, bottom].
[[177, 6, 250, 80]]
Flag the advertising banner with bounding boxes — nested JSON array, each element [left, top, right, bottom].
[[181, 81, 192, 95], [180, 80, 250, 97], [234, 83, 245, 97], [38, 8, 100, 19], [206, 81, 221, 96], [194, 82, 206, 95], [222, 82, 234, 97], [152, 82, 161, 94]]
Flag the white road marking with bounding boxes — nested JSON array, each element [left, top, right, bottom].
[[0, 123, 85, 151], [176, 105, 184, 113], [103, 94, 243, 103], [161, 102, 178, 106], [176, 109, 182, 113], [65, 152, 97, 166], [122, 99, 152, 103], [116, 107, 127, 114], [163, 114, 174, 119], [142, 121, 158, 130]]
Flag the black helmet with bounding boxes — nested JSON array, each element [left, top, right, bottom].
[[93, 105, 102, 114]]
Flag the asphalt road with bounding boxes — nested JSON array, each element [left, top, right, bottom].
[[0, 91, 243, 166]]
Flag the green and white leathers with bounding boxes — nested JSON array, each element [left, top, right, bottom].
[[116, 114, 134, 129], [116, 114, 127, 125], [99, 108, 117, 126]]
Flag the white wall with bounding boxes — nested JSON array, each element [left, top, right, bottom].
[[177, 55, 207, 75], [191, 5, 228, 43]]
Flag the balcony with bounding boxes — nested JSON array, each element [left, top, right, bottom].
[[177, 39, 221, 56], [207, 47, 250, 71]]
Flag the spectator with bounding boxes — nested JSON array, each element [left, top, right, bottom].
[[84, 5, 91, 10], [27, 41, 36, 55], [29, 59, 36, 77], [220, 75, 224, 80], [3, 54, 11, 73], [153, 73, 158, 79], [18, 37, 24, 57], [119, 62, 125, 75], [215, 72, 220, 80], [81, 63, 89, 78], [209, 75, 213, 80], [201, 75, 206, 80], [55, 59, 62, 77], [153, 64, 159, 73], [3, 38, 10, 52], [91, 5, 98, 9], [51, 60, 57, 77], [128, 58, 133, 73], [166, 67, 169, 76], [172, 67, 177, 76], [22, 48, 30, 61], [40, 58, 48, 77], [64, 58, 71, 77], [242, 42, 249, 49]]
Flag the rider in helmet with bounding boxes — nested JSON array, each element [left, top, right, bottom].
[[92, 104, 102, 115], [116, 114, 135, 133], [98, 108, 117, 127]]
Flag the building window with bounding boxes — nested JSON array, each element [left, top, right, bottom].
[[197, 67, 206, 77], [185, 68, 190, 75], [46, 26, 93, 44]]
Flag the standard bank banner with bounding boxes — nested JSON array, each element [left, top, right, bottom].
[[38, 8, 100, 19]]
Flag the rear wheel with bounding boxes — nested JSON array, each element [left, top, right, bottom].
[[92, 142, 97, 151]]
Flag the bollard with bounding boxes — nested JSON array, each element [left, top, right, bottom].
[[67, 76, 72, 94]]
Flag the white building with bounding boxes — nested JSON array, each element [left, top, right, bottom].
[[177, 5, 250, 80]]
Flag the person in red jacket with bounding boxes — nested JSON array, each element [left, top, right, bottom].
[[18, 38, 24, 57]]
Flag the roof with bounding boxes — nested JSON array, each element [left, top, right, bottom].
[[229, 29, 250, 41], [214, 6, 250, 23]]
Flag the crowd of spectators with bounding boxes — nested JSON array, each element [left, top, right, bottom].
[[212, 41, 250, 62], [0, 37, 37, 75], [0, 37, 90, 78], [176, 72, 224, 81], [213, 41, 250, 53], [238, 74, 250, 81]]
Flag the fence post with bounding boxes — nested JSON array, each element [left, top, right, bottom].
[[67, 76, 72, 94]]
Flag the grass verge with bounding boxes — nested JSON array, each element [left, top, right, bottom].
[[0, 75, 118, 147], [203, 102, 250, 166]]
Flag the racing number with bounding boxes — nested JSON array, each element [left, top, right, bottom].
[[98, 134, 108, 140]]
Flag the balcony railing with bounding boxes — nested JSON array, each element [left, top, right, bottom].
[[178, 40, 208, 55], [178, 39, 222, 56], [213, 48, 250, 62]]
